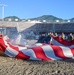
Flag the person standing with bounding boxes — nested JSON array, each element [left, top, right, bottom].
[[68, 33, 73, 42]]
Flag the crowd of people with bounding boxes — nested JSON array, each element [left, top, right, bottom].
[[37, 33, 51, 44], [0, 32, 74, 45], [37, 32, 74, 44]]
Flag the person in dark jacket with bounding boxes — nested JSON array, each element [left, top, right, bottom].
[[37, 33, 46, 43], [68, 33, 73, 42], [45, 33, 51, 44]]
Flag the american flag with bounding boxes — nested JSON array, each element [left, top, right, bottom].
[[0, 35, 74, 61]]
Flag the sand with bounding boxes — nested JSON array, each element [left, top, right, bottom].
[[0, 40, 74, 75], [0, 56, 74, 75]]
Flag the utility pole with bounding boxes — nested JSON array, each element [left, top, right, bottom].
[[0, 4, 7, 21]]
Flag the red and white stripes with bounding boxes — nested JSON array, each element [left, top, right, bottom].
[[0, 36, 74, 61], [50, 36, 74, 48]]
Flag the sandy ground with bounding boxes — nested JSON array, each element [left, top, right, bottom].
[[0, 56, 74, 75], [0, 40, 74, 75]]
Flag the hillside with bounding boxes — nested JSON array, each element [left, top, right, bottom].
[[3, 15, 74, 22], [4, 16, 21, 21], [28, 15, 63, 22]]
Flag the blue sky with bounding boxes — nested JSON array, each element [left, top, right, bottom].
[[0, 0, 74, 19]]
